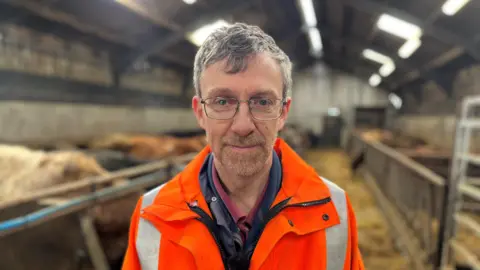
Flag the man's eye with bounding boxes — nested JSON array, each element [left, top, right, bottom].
[[217, 99, 227, 105], [259, 99, 269, 106], [254, 99, 273, 106], [212, 98, 227, 105]]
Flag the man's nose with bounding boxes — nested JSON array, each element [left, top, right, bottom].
[[230, 102, 255, 136]]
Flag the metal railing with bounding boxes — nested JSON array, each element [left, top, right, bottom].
[[359, 137, 446, 269], [348, 95, 480, 270], [0, 152, 196, 238], [439, 95, 480, 270]]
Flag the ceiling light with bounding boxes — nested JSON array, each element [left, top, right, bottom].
[[388, 93, 403, 109], [369, 74, 382, 87], [442, 0, 471, 16], [362, 49, 392, 64], [377, 14, 422, 40], [183, 0, 197, 4], [297, 0, 317, 27], [187, 20, 229, 47], [308, 27, 323, 56], [398, 38, 422, 59], [379, 61, 396, 77]]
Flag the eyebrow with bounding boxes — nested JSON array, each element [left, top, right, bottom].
[[206, 88, 233, 98], [250, 90, 279, 98], [206, 88, 280, 99]]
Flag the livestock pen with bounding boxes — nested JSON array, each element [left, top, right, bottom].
[[0, 153, 195, 270], [1, 94, 478, 270], [0, 126, 308, 270], [346, 95, 480, 270]]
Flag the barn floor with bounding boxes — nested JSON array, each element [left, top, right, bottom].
[[303, 149, 410, 270]]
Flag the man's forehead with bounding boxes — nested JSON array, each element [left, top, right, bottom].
[[200, 54, 283, 97]]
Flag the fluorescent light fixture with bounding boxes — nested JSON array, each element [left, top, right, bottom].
[[442, 0, 471, 16], [362, 49, 392, 64], [327, 107, 341, 117], [183, 0, 197, 4], [188, 20, 230, 47], [369, 74, 382, 87], [308, 27, 323, 56], [363, 49, 395, 77], [377, 14, 422, 40], [388, 93, 403, 109], [379, 61, 396, 77], [297, 0, 317, 27], [398, 38, 422, 59]]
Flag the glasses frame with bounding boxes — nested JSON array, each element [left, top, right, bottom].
[[200, 97, 287, 121]]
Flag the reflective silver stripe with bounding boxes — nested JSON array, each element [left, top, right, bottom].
[[322, 177, 349, 270], [136, 184, 166, 270]]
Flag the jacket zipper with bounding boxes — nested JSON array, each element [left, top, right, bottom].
[[188, 205, 230, 270], [188, 196, 331, 269], [246, 196, 332, 256]]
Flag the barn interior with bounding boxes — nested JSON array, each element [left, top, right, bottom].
[[0, 0, 479, 269]]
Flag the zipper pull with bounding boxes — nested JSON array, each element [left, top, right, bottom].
[[188, 200, 198, 208]]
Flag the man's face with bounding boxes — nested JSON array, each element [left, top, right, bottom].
[[192, 53, 291, 177]]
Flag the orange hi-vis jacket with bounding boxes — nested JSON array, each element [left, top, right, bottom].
[[122, 138, 364, 270]]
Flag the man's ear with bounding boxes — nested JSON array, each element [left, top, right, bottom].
[[277, 97, 292, 131], [192, 95, 206, 130]]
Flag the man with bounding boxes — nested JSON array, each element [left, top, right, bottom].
[[122, 23, 364, 270]]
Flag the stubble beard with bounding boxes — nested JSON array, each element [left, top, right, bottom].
[[218, 134, 273, 177]]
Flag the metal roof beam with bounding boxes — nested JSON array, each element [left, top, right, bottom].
[[328, 37, 414, 72], [1, 0, 133, 46], [116, 1, 255, 75], [392, 46, 465, 89], [343, 0, 480, 60], [324, 53, 395, 89], [340, 0, 473, 93], [321, 28, 427, 76], [113, 0, 182, 32]]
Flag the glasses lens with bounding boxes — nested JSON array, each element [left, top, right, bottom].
[[204, 97, 237, 119], [250, 98, 283, 120]]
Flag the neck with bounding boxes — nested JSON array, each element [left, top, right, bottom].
[[214, 156, 272, 214]]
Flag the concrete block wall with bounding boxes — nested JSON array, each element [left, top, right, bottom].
[[395, 116, 457, 150], [395, 115, 480, 152], [395, 64, 480, 153], [0, 101, 199, 145]]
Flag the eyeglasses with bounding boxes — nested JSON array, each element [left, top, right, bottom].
[[200, 96, 287, 121]]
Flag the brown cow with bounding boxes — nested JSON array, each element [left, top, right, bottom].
[[88, 133, 208, 160]]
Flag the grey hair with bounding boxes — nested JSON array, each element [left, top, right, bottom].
[[193, 22, 292, 99]]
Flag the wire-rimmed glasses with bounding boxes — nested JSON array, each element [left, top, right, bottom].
[[200, 96, 287, 121]]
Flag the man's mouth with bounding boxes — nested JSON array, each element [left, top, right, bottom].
[[226, 144, 260, 151]]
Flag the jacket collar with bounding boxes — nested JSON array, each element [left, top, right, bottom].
[[141, 138, 341, 270], [145, 138, 334, 221]]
